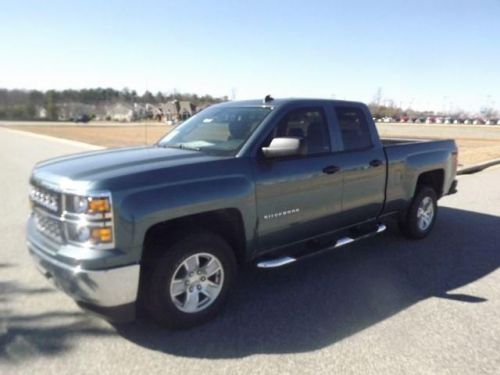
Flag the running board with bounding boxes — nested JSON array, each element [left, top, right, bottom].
[[256, 256, 296, 269], [256, 223, 387, 269]]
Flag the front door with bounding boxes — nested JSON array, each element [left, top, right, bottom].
[[253, 106, 343, 252]]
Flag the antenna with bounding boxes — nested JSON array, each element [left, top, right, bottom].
[[264, 94, 274, 103]]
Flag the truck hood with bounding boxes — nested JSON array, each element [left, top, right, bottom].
[[32, 145, 225, 189]]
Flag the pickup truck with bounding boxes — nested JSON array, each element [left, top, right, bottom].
[[27, 97, 458, 328]]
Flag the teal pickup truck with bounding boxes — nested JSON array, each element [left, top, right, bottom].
[[27, 97, 458, 328]]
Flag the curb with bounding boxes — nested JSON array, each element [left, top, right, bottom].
[[457, 158, 500, 175]]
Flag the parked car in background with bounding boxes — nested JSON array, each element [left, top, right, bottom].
[[74, 114, 91, 123], [485, 118, 498, 125]]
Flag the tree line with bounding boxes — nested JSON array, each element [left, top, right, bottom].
[[1, 87, 495, 121], [0, 88, 226, 120], [367, 87, 497, 120]]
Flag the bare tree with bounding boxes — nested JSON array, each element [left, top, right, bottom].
[[372, 87, 382, 105]]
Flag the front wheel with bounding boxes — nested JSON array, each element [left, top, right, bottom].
[[400, 186, 438, 239], [144, 231, 237, 329]]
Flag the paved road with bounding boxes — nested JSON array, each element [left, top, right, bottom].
[[1, 129, 499, 375]]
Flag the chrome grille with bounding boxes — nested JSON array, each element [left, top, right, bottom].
[[30, 185, 60, 213], [33, 210, 63, 243]]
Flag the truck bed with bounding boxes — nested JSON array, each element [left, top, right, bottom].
[[381, 137, 458, 214], [381, 138, 435, 146]]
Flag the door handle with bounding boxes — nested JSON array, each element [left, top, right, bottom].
[[369, 159, 383, 167], [323, 165, 341, 174]]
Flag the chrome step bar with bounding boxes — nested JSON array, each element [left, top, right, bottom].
[[255, 256, 297, 269], [334, 223, 387, 249], [256, 223, 387, 269]]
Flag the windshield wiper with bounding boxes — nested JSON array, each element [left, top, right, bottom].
[[159, 143, 201, 152]]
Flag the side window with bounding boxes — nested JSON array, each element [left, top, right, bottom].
[[334, 106, 372, 151], [265, 107, 331, 155]]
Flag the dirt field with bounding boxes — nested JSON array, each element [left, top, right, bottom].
[[376, 123, 500, 167], [3, 122, 500, 167], [4, 124, 173, 148]]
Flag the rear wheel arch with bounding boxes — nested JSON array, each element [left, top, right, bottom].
[[415, 169, 444, 198]]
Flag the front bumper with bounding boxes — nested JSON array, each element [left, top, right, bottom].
[[28, 239, 140, 322]]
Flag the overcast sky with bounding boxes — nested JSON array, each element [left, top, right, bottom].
[[1, 0, 499, 112]]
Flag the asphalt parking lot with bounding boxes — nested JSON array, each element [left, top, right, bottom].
[[1, 128, 499, 374]]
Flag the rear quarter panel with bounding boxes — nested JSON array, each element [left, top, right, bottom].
[[383, 139, 457, 212]]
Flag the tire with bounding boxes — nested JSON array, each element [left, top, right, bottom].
[[400, 185, 438, 239], [143, 231, 237, 329]]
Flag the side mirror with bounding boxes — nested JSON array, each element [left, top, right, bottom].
[[261, 137, 302, 158]]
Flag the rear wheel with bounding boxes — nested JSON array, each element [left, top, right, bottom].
[[144, 231, 237, 329], [400, 186, 438, 239]]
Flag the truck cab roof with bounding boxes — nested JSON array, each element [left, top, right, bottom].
[[214, 97, 367, 109]]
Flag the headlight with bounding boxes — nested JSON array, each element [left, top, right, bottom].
[[67, 194, 111, 215], [72, 196, 89, 213], [66, 223, 113, 245], [76, 226, 91, 242], [63, 191, 114, 249]]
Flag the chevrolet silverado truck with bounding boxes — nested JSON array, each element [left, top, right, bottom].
[[27, 97, 458, 328]]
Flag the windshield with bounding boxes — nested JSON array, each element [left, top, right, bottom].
[[158, 106, 272, 155]]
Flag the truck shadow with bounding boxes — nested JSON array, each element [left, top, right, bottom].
[[0, 282, 113, 361], [116, 206, 500, 358]]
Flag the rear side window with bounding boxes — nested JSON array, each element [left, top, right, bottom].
[[334, 106, 372, 151]]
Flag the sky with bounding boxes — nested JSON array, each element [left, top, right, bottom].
[[0, 0, 499, 113]]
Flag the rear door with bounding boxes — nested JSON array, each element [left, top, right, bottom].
[[330, 104, 386, 226]]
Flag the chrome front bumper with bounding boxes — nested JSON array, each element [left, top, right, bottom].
[[28, 240, 140, 309]]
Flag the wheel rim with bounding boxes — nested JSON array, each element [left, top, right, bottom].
[[417, 196, 434, 231], [169, 252, 224, 313]]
